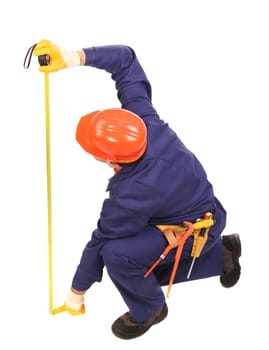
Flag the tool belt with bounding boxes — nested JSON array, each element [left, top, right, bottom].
[[144, 212, 214, 297]]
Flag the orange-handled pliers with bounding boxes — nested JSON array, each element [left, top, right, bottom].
[[144, 221, 194, 297]]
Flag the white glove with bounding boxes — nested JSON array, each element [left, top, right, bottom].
[[65, 290, 84, 310]]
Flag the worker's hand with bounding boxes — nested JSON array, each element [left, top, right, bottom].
[[33, 39, 80, 73], [52, 290, 85, 315]]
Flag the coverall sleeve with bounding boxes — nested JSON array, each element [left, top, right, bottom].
[[71, 178, 161, 290], [83, 45, 159, 122]]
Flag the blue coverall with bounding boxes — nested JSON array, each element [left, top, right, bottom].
[[71, 45, 226, 323]]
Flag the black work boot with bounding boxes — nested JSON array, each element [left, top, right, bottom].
[[220, 234, 241, 288], [111, 303, 168, 340]]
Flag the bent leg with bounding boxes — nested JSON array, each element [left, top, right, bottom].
[[155, 236, 223, 285], [154, 202, 226, 285], [100, 226, 167, 323]]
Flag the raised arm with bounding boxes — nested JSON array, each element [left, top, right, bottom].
[[34, 40, 158, 122], [82, 45, 157, 118]]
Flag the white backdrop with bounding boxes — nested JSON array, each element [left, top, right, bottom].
[[1, 1, 268, 348]]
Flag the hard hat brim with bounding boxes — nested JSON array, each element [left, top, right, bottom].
[[76, 111, 107, 158]]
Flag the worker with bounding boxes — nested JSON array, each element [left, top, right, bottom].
[[33, 40, 241, 340]]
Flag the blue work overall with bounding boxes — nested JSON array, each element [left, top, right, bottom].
[[71, 45, 226, 323]]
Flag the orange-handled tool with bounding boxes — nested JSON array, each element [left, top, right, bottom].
[[144, 222, 194, 297]]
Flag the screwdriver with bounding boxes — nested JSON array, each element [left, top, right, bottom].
[[187, 212, 213, 279]]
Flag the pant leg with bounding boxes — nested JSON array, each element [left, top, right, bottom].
[[155, 201, 226, 285], [100, 225, 167, 323], [155, 236, 223, 285], [101, 202, 226, 322]]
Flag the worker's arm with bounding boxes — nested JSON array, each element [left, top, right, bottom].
[[82, 45, 158, 122], [33, 40, 159, 122]]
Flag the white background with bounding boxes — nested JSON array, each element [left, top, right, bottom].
[[1, 0, 268, 348]]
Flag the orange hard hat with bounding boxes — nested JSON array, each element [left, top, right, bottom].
[[76, 108, 147, 163]]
